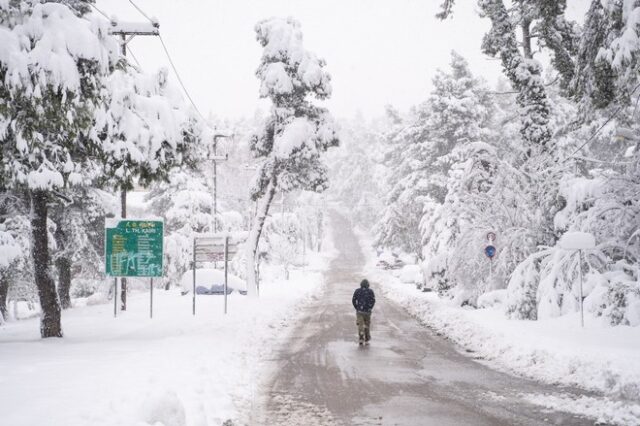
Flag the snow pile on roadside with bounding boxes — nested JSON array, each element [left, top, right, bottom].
[[522, 393, 640, 426], [358, 233, 640, 421], [0, 249, 332, 426]]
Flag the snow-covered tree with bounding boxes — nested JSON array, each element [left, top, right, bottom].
[[0, 1, 118, 337], [96, 65, 201, 217], [377, 52, 493, 264], [51, 187, 110, 308], [0, 194, 23, 323], [148, 167, 214, 289], [327, 115, 386, 230], [247, 17, 339, 296], [477, 0, 552, 150], [422, 143, 500, 300], [574, 0, 640, 110]]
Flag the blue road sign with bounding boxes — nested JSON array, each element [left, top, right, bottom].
[[485, 245, 496, 259]]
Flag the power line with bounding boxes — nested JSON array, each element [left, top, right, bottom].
[[86, 1, 110, 20], [91, 0, 213, 128], [158, 34, 211, 126], [126, 46, 142, 69], [129, 0, 154, 24], [565, 81, 640, 162], [127, 0, 212, 127]]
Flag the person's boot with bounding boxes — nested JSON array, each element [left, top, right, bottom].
[[358, 333, 364, 345]]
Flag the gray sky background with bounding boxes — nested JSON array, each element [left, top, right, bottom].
[[96, 0, 589, 120]]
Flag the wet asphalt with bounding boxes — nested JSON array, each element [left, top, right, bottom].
[[249, 211, 601, 426]]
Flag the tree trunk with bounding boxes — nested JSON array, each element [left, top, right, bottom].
[[522, 18, 533, 59], [246, 178, 278, 297], [54, 226, 72, 309], [31, 190, 63, 338], [0, 271, 9, 324], [56, 257, 71, 309]]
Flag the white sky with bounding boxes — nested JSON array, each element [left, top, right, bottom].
[[95, 0, 588, 120]]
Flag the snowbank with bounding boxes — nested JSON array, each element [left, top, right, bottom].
[[358, 232, 640, 424], [0, 249, 333, 425]]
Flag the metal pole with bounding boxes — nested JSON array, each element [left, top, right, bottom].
[[224, 236, 228, 314], [213, 144, 218, 233], [192, 238, 196, 316], [489, 258, 493, 282], [150, 277, 153, 319], [113, 279, 117, 317], [120, 34, 128, 313], [579, 249, 584, 328]]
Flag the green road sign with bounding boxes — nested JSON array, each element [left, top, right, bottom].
[[105, 219, 164, 277]]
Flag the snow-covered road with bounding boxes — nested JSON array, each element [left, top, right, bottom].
[[251, 211, 600, 425]]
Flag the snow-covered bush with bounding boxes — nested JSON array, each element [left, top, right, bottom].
[[505, 251, 546, 320], [262, 213, 302, 279], [602, 280, 640, 327], [478, 289, 507, 309], [398, 264, 423, 286]]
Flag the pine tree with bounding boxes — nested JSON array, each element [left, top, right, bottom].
[[247, 17, 339, 295], [96, 65, 200, 211], [51, 187, 109, 308], [377, 52, 493, 263], [535, 0, 578, 92], [0, 1, 118, 337], [478, 0, 553, 150]]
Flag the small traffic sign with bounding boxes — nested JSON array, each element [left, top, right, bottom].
[[485, 245, 496, 259]]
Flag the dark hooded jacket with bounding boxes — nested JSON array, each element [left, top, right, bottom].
[[352, 280, 375, 313]]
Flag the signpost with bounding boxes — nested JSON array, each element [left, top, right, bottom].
[[558, 232, 596, 328], [192, 234, 242, 315], [105, 219, 164, 318], [485, 232, 497, 281]]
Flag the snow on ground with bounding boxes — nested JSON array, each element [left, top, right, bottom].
[[357, 231, 640, 425], [522, 394, 640, 426], [0, 250, 333, 426]]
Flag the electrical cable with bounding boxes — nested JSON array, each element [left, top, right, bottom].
[[126, 0, 212, 127], [158, 34, 211, 125], [129, 0, 155, 24], [126, 46, 142, 69], [86, 1, 110, 20], [565, 81, 640, 162]]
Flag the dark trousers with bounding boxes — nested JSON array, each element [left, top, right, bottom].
[[356, 311, 371, 341]]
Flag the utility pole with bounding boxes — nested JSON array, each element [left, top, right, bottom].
[[109, 19, 160, 311], [211, 134, 231, 233]]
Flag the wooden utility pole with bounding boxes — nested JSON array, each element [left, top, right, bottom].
[[109, 19, 160, 311]]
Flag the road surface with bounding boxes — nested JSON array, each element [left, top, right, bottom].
[[250, 211, 599, 425]]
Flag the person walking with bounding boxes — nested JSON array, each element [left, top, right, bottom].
[[352, 279, 375, 345]]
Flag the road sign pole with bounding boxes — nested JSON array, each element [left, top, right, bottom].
[[193, 238, 196, 316], [489, 258, 493, 282], [114, 278, 118, 318], [224, 236, 229, 314], [579, 249, 584, 328], [150, 277, 153, 319]]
